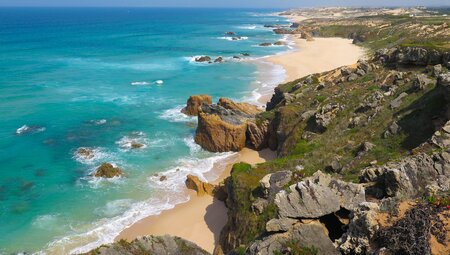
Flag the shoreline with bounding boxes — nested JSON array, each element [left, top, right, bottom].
[[115, 15, 365, 254]]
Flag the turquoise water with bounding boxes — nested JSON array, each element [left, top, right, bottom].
[[0, 8, 288, 254]]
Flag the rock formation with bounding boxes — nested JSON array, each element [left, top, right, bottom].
[[192, 97, 265, 152], [185, 174, 215, 196], [93, 163, 124, 178], [181, 95, 212, 116], [83, 235, 210, 255]]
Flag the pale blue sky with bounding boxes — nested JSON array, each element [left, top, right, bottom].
[[0, 0, 448, 7]]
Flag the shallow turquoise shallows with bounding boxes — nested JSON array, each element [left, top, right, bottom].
[[0, 8, 288, 254]]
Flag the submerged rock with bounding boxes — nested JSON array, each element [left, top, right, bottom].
[[194, 56, 211, 62], [259, 42, 273, 47], [76, 147, 95, 160], [94, 163, 124, 178], [181, 95, 212, 116]]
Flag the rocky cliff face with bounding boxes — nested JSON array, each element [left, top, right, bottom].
[[84, 235, 210, 255]]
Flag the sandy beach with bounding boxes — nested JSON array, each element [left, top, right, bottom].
[[115, 21, 365, 254], [268, 36, 366, 83]]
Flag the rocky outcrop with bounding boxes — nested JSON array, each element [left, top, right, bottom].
[[93, 163, 124, 178], [361, 121, 450, 198], [374, 47, 449, 67], [312, 103, 344, 133], [84, 235, 210, 255], [181, 95, 213, 116], [195, 106, 248, 152], [185, 174, 215, 196], [275, 171, 365, 218], [193, 97, 265, 152]]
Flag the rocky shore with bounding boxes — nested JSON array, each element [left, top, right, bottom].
[[86, 7, 450, 255]]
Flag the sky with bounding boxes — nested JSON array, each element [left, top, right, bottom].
[[0, 0, 448, 8]]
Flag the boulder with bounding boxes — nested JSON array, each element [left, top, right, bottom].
[[214, 57, 223, 63], [340, 66, 353, 76], [356, 91, 384, 113], [389, 92, 408, 109], [185, 174, 215, 196], [260, 170, 292, 199], [94, 163, 124, 178], [356, 142, 375, 157], [259, 42, 273, 47], [84, 235, 210, 255], [383, 121, 401, 138], [274, 41, 286, 46], [313, 103, 343, 132], [411, 74, 429, 91], [194, 56, 211, 62], [275, 171, 366, 218], [181, 95, 212, 116]]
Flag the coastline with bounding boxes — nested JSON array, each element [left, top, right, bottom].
[[114, 15, 365, 254], [115, 148, 276, 253]]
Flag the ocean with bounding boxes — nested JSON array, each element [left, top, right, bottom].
[[0, 8, 288, 254]]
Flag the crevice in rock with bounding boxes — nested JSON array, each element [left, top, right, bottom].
[[319, 211, 347, 241]]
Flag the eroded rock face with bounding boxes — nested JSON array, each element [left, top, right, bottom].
[[195, 109, 247, 152], [83, 235, 210, 255], [185, 174, 215, 196], [275, 171, 365, 218], [193, 98, 264, 152], [246, 121, 269, 150], [94, 163, 124, 178], [181, 95, 212, 116], [260, 170, 293, 199]]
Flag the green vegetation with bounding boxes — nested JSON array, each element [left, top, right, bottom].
[[310, 14, 450, 52]]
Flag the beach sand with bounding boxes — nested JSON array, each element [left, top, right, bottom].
[[268, 37, 366, 83], [116, 148, 276, 253], [115, 32, 365, 254]]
